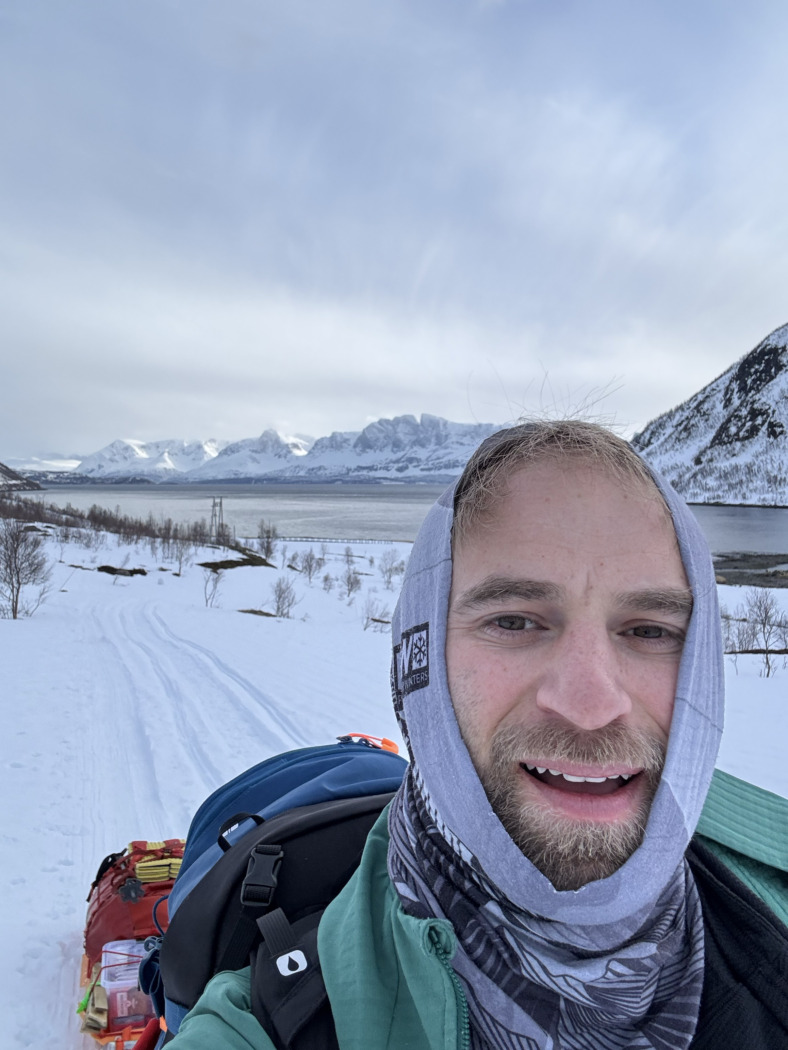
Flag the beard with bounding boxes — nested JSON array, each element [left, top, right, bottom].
[[477, 722, 666, 891]]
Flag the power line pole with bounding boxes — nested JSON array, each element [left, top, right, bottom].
[[209, 497, 224, 544]]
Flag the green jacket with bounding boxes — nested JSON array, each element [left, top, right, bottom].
[[172, 772, 788, 1050], [173, 813, 467, 1049]]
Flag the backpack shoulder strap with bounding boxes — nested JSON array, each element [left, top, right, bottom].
[[250, 908, 339, 1050]]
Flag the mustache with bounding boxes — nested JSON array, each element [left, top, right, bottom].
[[489, 721, 666, 774]]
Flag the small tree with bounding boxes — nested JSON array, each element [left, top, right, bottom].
[[721, 590, 787, 677], [0, 519, 52, 619], [272, 576, 298, 618], [173, 535, 193, 575], [322, 572, 335, 593], [341, 565, 362, 601], [379, 547, 406, 590], [258, 519, 278, 561], [203, 568, 223, 608], [362, 594, 391, 631], [301, 548, 319, 583], [746, 588, 787, 677]]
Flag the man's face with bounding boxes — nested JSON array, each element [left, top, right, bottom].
[[446, 460, 692, 890]]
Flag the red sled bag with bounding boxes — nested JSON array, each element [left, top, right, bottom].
[[79, 839, 185, 1045], [84, 840, 185, 965]]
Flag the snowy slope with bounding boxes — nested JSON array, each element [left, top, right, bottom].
[[1, 528, 406, 1050], [633, 323, 788, 504], [2, 522, 787, 1049]]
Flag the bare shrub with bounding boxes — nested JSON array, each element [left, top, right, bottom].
[[379, 547, 406, 590], [301, 548, 319, 583], [322, 573, 335, 593], [173, 535, 193, 575], [272, 576, 298, 618], [0, 520, 52, 619], [721, 589, 788, 677], [745, 588, 787, 677], [216, 522, 233, 548], [362, 594, 392, 631], [203, 568, 223, 608], [258, 519, 278, 561], [341, 566, 362, 602]]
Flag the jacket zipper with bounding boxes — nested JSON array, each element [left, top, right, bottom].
[[431, 937, 470, 1050]]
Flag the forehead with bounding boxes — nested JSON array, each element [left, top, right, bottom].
[[452, 461, 686, 591]]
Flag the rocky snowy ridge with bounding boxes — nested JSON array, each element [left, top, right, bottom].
[[632, 323, 788, 505], [0, 460, 40, 491], [66, 415, 499, 484]]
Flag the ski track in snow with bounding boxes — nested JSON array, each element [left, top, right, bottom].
[[149, 607, 308, 752], [89, 600, 313, 828], [108, 603, 229, 788]]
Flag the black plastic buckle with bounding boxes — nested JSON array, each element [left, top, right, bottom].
[[240, 843, 284, 907]]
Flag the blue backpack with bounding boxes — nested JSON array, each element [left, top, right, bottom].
[[145, 736, 408, 1048]]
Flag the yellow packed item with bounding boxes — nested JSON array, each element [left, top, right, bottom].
[[81, 983, 108, 1033]]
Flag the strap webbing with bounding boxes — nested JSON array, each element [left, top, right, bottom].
[[251, 911, 339, 1050], [218, 843, 284, 972], [257, 908, 296, 957]]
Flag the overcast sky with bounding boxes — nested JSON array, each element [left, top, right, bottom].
[[2, 0, 787, 460]]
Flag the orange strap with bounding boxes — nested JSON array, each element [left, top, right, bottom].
[[340, 733, 399, 754]]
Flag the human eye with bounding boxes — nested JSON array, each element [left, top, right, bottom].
[[631, 625, 666, 638], [624, 623, 685, 651], [483, 613, 543, 638]]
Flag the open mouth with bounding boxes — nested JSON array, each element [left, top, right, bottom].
[[521, 763, 640, 796]]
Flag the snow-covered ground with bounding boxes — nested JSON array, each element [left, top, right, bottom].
[[1, 527, 786, 1050]]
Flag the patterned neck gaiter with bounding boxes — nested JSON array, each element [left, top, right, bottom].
[[389, 767, 705, 1050], [387, 446, 724, 1050]]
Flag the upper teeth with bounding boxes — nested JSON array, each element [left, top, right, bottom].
[[525, 764, 633, 783]]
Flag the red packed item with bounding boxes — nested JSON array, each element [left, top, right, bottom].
[[84, 839, 185, 973], [130, 1017, 164, 1050]]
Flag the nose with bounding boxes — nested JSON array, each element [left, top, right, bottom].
[[534, 627, 632, 731]]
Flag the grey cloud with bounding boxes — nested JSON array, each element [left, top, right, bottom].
[[1, 0, 788, 458]]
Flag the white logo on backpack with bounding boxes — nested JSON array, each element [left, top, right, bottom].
[[276, 950, 308, 977]]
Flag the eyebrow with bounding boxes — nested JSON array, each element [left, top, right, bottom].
[[452, 576, 563, 611], [452, 576, 694, 619], [616, 588, 694, 618]]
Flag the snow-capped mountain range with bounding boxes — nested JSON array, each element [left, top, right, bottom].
[[34, 415, 500, 485], [6, 324, 787, 499], [632, 323, 788, 505], [76, 438, 229, 479]]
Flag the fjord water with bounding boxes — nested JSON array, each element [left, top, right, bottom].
[[32, 483, 788, 552], [32, 483, 448, 543]]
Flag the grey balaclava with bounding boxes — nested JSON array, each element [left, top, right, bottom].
[[387, 439, 724, 1049]]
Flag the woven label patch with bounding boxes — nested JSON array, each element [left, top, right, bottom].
[[393, 622, 430, 699]]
